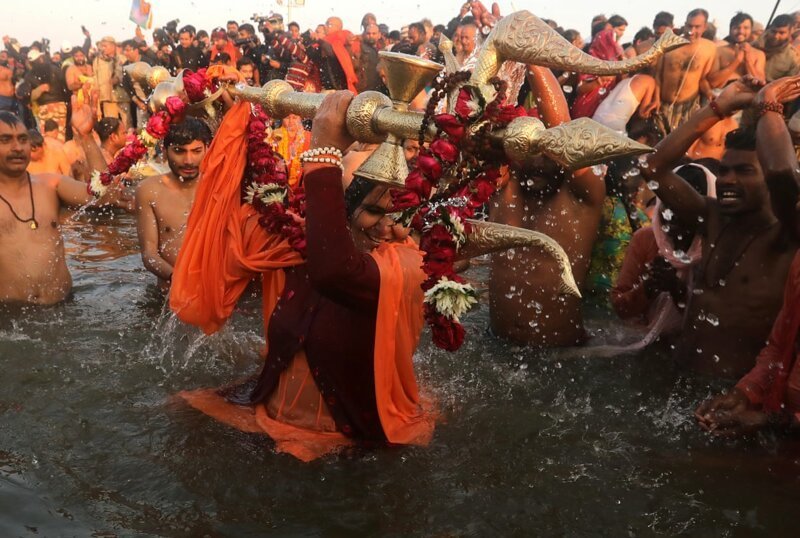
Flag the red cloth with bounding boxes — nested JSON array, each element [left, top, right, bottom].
[[611, 226, 660, 321], [571, 29, 623, 118], [324, 31, 359, 93], [736, 252, 800, 416]]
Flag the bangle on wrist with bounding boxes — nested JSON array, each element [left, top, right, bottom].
[[709, 99, 727, 120], [300, 146, 343, 160], [300, 155, 343, 171], [758, 100, 784, 117]]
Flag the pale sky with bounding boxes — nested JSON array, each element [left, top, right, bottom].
[[3, 0, 790, 52]]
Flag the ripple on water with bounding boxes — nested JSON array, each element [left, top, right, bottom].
[[1, 211, 799, 535]]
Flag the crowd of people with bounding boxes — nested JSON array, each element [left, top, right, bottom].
[[4, 2, 800, 458]]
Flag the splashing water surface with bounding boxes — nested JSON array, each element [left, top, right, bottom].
[[1, 209, 798, 536]]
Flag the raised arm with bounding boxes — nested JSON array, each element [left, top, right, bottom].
[[525, 66, 605, 204], [754, 75, 800, 236], [303, 91, 381, 310], [640, 79, 762, 229]]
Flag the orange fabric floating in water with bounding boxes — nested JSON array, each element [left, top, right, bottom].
[[170, 102, 435, 461]]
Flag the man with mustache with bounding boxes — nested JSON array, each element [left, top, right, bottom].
[[134, 118, 212, 289], [0, 99, 130, 305]]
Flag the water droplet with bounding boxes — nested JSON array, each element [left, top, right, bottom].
[[661, 208, 673, 221], [563, 85, 573, 93], [713, 354, 720, 363], [598, 87, 607, 95], [706, 314, 719, 326], [528, 320, 538, 327], [647, 180, 659, 190], [697, 216, 704, 223], [591, 164, 605, 176], [696, 348, 703, 354], [718, 279, 726, 287], [661, 225, 670, 233]]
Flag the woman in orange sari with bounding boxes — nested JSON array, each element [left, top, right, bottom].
[[171, 92, 435, 462]]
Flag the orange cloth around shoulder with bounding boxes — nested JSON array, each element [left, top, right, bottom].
[[169, 101, 303, 335], [370, 238, 436, 446], [179, 237, 435, 461]]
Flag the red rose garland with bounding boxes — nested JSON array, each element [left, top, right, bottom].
[[242, 105, 307, 254], [391, 77, 527, 351], [89, 70, 210, 197]]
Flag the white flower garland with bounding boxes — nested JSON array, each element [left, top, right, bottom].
[[89, 171, 108, 198], [424, 277, 478, 321], [244, 182, 287, 206]]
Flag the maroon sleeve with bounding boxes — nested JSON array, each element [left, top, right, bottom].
[[303, 166, 380, 310], [611, 227, 658, 320]]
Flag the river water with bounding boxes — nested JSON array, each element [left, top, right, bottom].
[[1, 209, 799, 537]]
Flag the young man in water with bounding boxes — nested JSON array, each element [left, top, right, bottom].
[[489, 66, 605, 346], [0, 102, 129, 305], [641, 76, 800, 379], [135, 118, 212, 289]]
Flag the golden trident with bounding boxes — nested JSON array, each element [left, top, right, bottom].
[[220, 10, 686, 187], [133, 11, 687, 296]]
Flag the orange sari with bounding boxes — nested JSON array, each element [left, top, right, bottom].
[[170, 101, 435, 461]]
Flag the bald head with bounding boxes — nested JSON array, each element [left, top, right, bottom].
[[327, 17, 343, 33], [363, 23, 381, 45]]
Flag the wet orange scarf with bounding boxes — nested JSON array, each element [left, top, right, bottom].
[[172, 102, 435, 460]]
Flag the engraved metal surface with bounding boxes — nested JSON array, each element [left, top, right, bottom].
[[459, 219, 581, 297], [470, 11, 687, 98]]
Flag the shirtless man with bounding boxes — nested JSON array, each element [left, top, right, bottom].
[[0, 50, 16, 115], [0, 101, 128, 305], [641, 77, 800, 379], [489, 67, 605, 346], [135, 118, 212, 288], [65, 48, 94, 103], [654, 9, 717, 133], [708, 13, 766, 89]]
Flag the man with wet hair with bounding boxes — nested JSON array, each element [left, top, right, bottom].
[[489, 67, 606, 346], [709, 13, 766, 88], [0, 103, 129, 305], [641, 76, 800, 379], [134, 118, 212, 288]]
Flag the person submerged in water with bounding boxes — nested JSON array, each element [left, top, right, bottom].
[[0, 100, 130, 306], [640, 75, 800, 379], [489, 66, 606, 347], [135, 118, 212, 290], [171, 91, 436, 461]]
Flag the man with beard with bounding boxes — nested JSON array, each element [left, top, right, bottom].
[[93, 36, 130, 126], [0, 101, 130, 304], [756, 14, 800, 81], [65, 48, 94, 115], [489, 67, 605, 346], [25, 50, 70, 141], [653, 9, 717, 133], [0, 50, 17, 115], [134, 118, 212, 289], [709, 13, 766, 88], [357, 23, 381, 92]]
